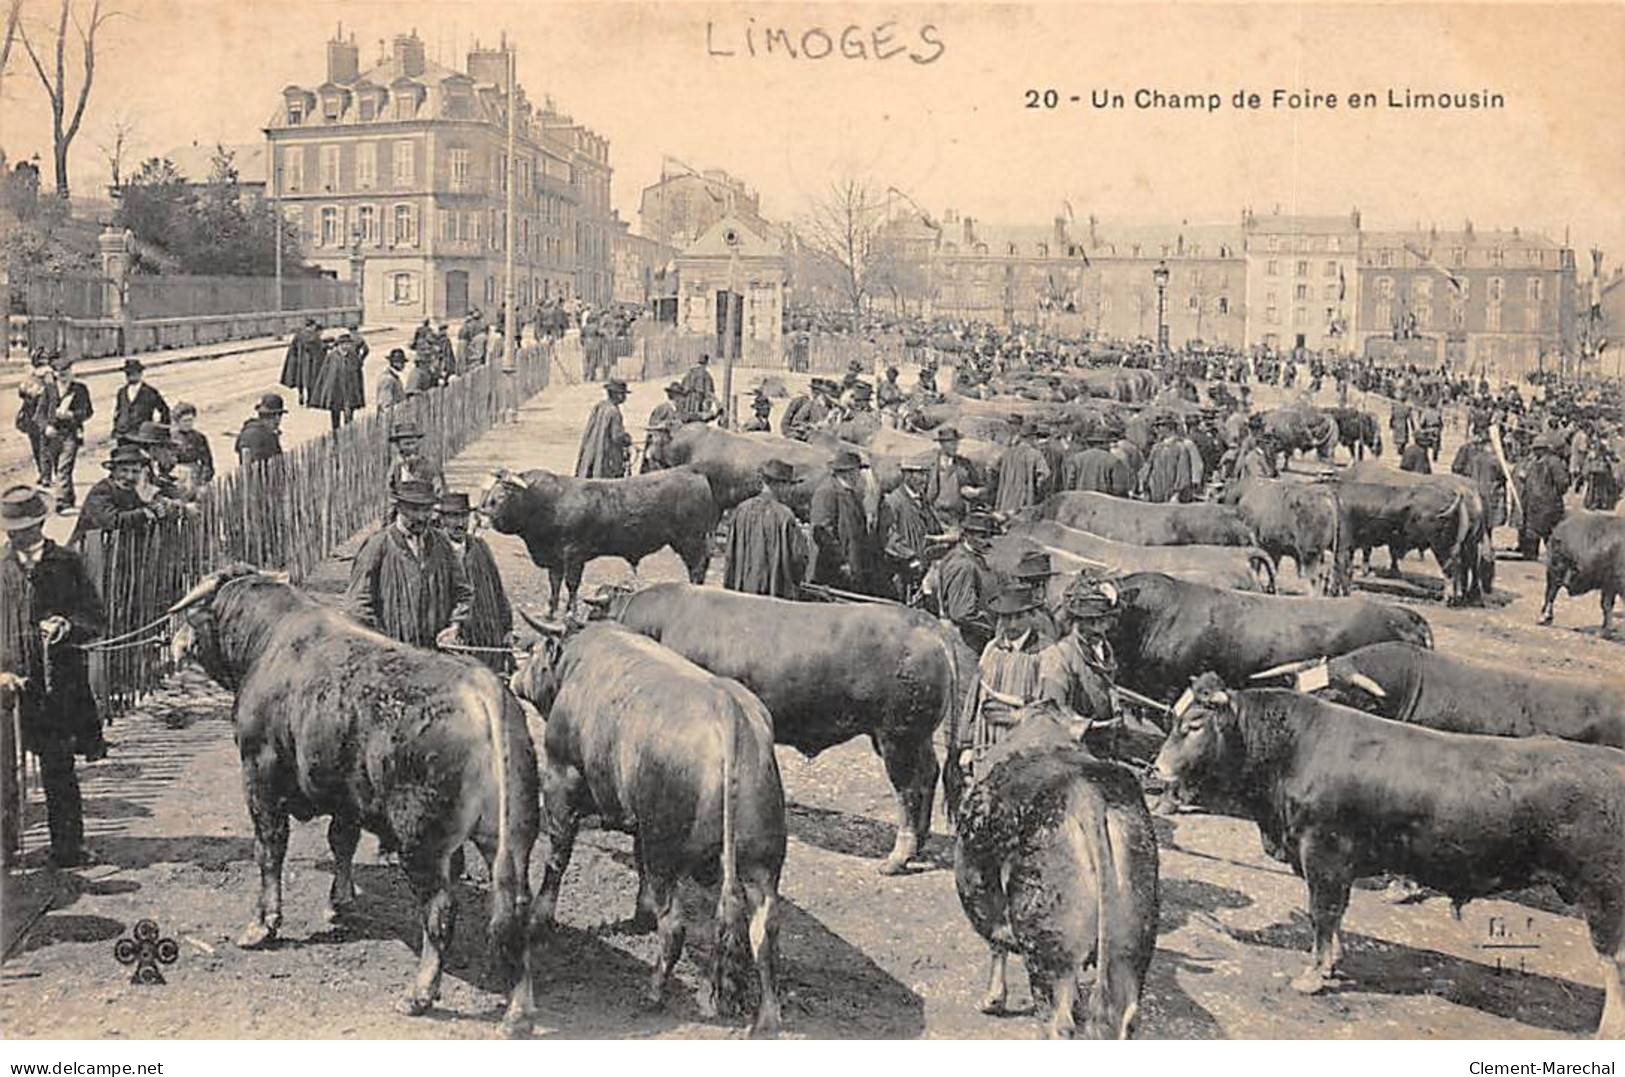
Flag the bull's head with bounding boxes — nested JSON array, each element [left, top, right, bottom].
[[509, 607, 576, 717], [578, 581, 636, 622], [166, 563, 288, 680], [1153, 672, 1239, 800], [476, 469, 530, 533], [1249, 656, 1387, 701]]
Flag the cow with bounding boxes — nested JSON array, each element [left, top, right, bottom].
[[1033, 491, 1254, 547], [606, 581, 968, 874], [990, 517, 1277, 595], [1323, 407, 1384, 461], [166, 565, 543, 1036], [1255, 642, 1625, 748], [1221, 478, 1347, 595], [1154, 673, 1625, 1039], [477, 467, 719, 616], [1333, 472, 1482, 604], [666, 425, 847, 517], [1541, 511, 1625, 635], [1340, 465, 1495, 603], [1106, 571, 1432, 703], [1260, 406, 1339, 465], [955, 701, 1159, 1039], [509, 622, 786, 1034]]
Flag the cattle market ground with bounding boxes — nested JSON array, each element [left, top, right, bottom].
[[2, 365, 1620, 1040]]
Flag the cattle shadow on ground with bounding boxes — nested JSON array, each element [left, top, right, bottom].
[[783, 802, 902, 867], [90, 835, 256, 872], [14, 913, 127, 956], [1156, 877, 1254, 937], [1138, 945, 1225, 1039], [1567, 624, 1623, 645], [1223, 910, 1603, 1035]]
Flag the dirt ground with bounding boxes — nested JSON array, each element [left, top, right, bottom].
[[2, 365, 1619, 1040]]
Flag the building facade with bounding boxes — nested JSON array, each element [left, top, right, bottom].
[[265, 30, 612, 323], [1354, 225, 1577, 377], [638, 166, 766, 251], [674, 216, 785, 365], [610, 217, 676, 306], [1240, 210, 1361, 352]]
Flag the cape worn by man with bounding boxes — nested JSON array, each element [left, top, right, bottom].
[[723, 461, 809, 598], [575, 380, 631, 478], [439, 493, 512, 673], [345, 485, 472, 649]]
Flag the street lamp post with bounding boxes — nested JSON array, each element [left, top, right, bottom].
[[1152, 260, 1170, 357]]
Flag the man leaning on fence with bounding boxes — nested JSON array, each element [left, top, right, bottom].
[[236, 393, 287, 467], [2, 485, 107, 869], [70, 445, 186, 547]]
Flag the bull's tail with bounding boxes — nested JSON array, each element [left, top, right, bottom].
[[715, 702, 748, 1013], [1074, 784, 1134, 1039], [1245, 548, 1278, 594], [1324, 488, 1348, 596], [485, 691, 531, 989], [932, 622, 969, 827]]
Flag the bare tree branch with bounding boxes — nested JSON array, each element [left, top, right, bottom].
[[16, 0, 114, 196], [0, 0, 24, 80], [798, 175, 890, 329]]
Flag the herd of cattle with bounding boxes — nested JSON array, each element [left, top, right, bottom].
[[157, 373, 1625, 1041]]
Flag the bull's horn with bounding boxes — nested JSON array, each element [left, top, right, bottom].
[[518, 608, 569, 637], [264, 571, 290, 585], [167, 572, 226, 615], [580, 592, 612, 610], [1250, 656, 1324, 681], [1343, 671, 1388, 699]]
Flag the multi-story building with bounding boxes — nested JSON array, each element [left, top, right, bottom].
[[538, 104, 613, 305], [610, 216, 676, 306], [1354, 224, 1577, 376], [639, 166, 767, 251], [1241, 210, 1361, 352], [264, 29, 612, 323]]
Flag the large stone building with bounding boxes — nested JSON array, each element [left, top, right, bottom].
[[638, 165, 768, 251], [1240, 210, 1361, 352], [1354, 225, 1577, 376], [610, 216, 676, 305], [264, 29, 613, 322]]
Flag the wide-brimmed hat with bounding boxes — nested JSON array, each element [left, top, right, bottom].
[[103, 444, 149, 470], [961, 512, 999, 535], [392, 479, 438, 506], [122, 359, 144, 375], [1066, 580, 1120, 619], [849, 381, 873, 399], [387, 348, 408, 365], [605, 378, 628, 395], [934, 426, 962, 443], [987, 587, 1042, 616], [389, 420, 424, 441], [760, 458, 795, 483], [0, 485, 50, 531], [811, 378, 838, 394], [831, 449, 868, 472], [438, 492, 472, 514], [665, 381, 686, 396], [255, 392, 287, 415], [126, 420, 171, 446], [1012, 550, 1056, 579]]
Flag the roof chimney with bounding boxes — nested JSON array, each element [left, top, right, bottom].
[[963, 217, 975, 245], [393, 31, 426, 78], [327, 25, 359, 84]]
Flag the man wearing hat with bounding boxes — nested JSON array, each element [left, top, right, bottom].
[[993, 416, 1051, 515], [1141, 415, 1199, 503], [877, 365, 905, 418], [38, 353, 93, 513], [1516, 431, 1570, 561], [1006, 550, 1062, 644], [876, 455, 943, 601], [346, 479, 472, 651], [1399, 431, 1432, 475], [925, 426, 987, 523], [279, 318, 324, 407], [642, 383, 686, 471], [917, 356, 939, 396], [724, 459, 810, 598], [1059, 430, 1132, 496], [1038, 577, 1124, 752], [810, 449, 874, 592], [112, 359, 170, 441], [70, 444, 177, 545], [2, 485, 107, 867], [948, 586, 1051, 795], [15, 350, 58, 488], [436, 492, 512, 674], [376, 348, 409, 411], [781, 379, 833, 441], [1451, 424, 1507, 531], [123, 420, 191, 504], [741, 387, 774, 433], [679, 353, 716, 422], [387, 419, 445, 504], [405, 345, 440, 398], [921, 511, 1000, 653], [235, 393, 287, 468], [575, 378, 632, 479]]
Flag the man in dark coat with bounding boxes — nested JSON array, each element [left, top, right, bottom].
[[170, 403, 214, 496], [575, 379, 631, 478], [922, 511, 1000, 653], [642, 383, 685, 472], [2, 485, 106, 867], [781, 378, 833, 440], [112, 360, 170, 440], [345, 480, 471, 650], [376, 348, 409, 411], [41, 353, 93, 512], [1452, 427, 1507, 529], [679, 354, 716, 421], [436, 492, 512, 674], [385, 420, 446, 517], [1060, 433, 1133, 496], [1141, 419, 1198, 503], [877, 365, 906, 416], [993, 418, 1052, 515], [1400, 438, 1432, 474], [70, 445, 178, 546], [810, 449, 874, 592], [411, 317, 436, 358], [723, 458, 810, 598], [876, 456, 942, 601], [925, 426, 987, 523], [742, 389, 774, 432], [235, 393, 286, 467], [1516, 432, 1570, 560], [404, 348, 439, 397], [279, 319, 323, 406]]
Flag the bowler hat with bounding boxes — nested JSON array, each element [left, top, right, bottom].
[[1012, 550, 1055, 579], [605, 378, 628, 395], [850, 381, 873, 399], [831, 449, 868, 472], [438, 492, 472, 514], [51, 352, 74, 371], [392, 479, 438, 506], [122, 359, 144, 375], [987, 587, 1041, 616], [759, 458, 795, 483], [387, 348, 408, 365], [127, 420, 171, 446], [389, 420, 424, 441], [934, 426, 962, 443], [961, 512, 999, 535], [665, 381, 686, 396], [103, 444, 149, 469], [0, 485, 50, 531], [255, 392, 287, 415]]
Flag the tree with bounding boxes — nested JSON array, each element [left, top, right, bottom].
[[114, 155, 190, 273], [96, 110, 137, 188], [18, 0, 118, 197], [798, 176, 889, 330], [2, 152, 99, 278], [2, 0, 22, 80], [114, 148, 303, 276]]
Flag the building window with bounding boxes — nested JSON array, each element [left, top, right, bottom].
[[1187, 295, 1199, 312], [1488, 276, 1504, 302], [357, 204, 377, 245], [393, 204, 416, 246], [287, 102, 304, 125], [1217, 297, 1229, 314], [439, 209, 453, 243], [392, 93, 415, 121], [322, 94, 341, 122], [1490, 248, 1504, 266], [1487, 304, 1502, 331], [1323, 284, 1337, 300], [389, 272, 417, 305], [1378, 250, 1393, 268], [1376, 276, 1393, 299], [320, 145, 340, 191], [1266, 260, 1278, 277], [1295, 260, 1307, 277], [1451, 247, 1465, 266], [449, 147, 470, 192], [1324, 260, 1337, 278], [1294, 283, 1308, 300], [393, 141, 415, 186], [355, 144, 375, 189], [1266, 305, 1279, 325], [1416, 302, 1432, 328], [359, 97, 376, 122], [319, 206, 338, 247], [283, 148, 303, 192], [1527, 249, 1543, 268], [1414, 277, 1432, 299], [1525, 304, 1541, 331], [1526, 278, 1542, 302]]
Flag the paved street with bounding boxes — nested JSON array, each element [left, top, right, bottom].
[[1, 327, 411, 543]]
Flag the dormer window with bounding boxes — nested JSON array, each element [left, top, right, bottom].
[[288, 102, 305, 125], [359, 98, 376, 121]]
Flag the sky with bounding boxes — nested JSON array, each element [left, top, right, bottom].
[[1, 1, 1620, 262]]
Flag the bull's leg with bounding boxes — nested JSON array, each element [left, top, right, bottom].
[[1539, 563, 1564, 625], [535, 813, 579, 928], [324, 814, 362, 924], [1291, 838, 1353, 995], [909, 736, 940, 858], [564, 561, 586, 616], [546, 566, 564, 617], [399, 852, 457, 1016], [1598, 938, 1624, 1040], [875, 735, 927, 875], [678, 539, 712, 585], [1046, 971, 1078, 1040], [644, 875, 685, 1011], [629, 832, 657, 933], [238, 759, 287, 950], [743, 870, 783, 1037], [1601, 589, 1617, 637], [980, 946, 1010, 1015]]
